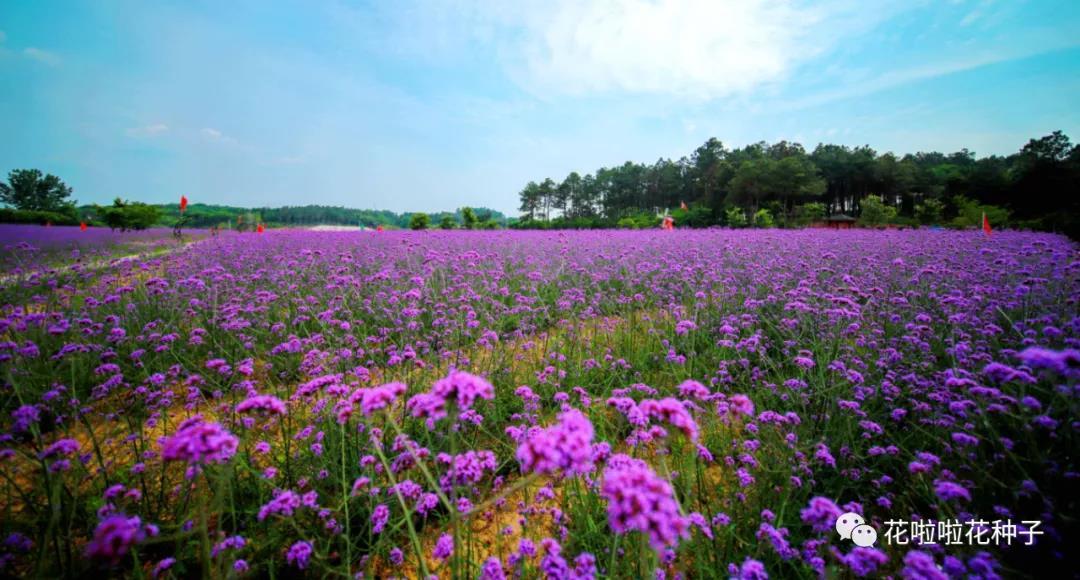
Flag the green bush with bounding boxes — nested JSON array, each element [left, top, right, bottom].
[[460, 207, 478, 230], [859, 196, 898, 226], [510, 218, 549, 230], [950, 196, 1009, 229], [95, 199, 161, 231], [408, 212, 431, 230], [0, 207, 80, 226], [753, 208, 775, 228], [792, 202, 826, 226], [670, 205, 715, 228], [914, 198, 945, 225], [724, 207, 748, 228]]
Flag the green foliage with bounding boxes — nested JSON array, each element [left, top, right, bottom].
[[95, 198, 162, 231], [143, 204, 508, 230], [793, 202, 827, 225], [615, 213, 660, 229], [858, 196, 898, 226], [0, 169, 75, 213], [460, 206, 478, 230], [438, 215, 456, 230], [728, 155, 826, 212], [509, 218, 545, 230], [0, 207, 80, 226], [724, 207, 748, 228], [752, 208, 775, 227], [408, 212, 430, 230], [670, 205, 713, 228], [950, 196, 1010, 229], [914, 198, 946, 225]]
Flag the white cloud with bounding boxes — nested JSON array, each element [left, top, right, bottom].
[[201, 127, 222, 139], [354, 0, 909, 101], [23, 47, 60, 65], [514, 0, 824, 99], [126, 123, 170, 137]]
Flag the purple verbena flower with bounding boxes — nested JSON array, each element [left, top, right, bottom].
[[161, 417, 238, 465], [516, 409, 595, 476], [601, 454, 688, 551]]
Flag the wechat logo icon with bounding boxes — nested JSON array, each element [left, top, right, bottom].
[[836, 512, 877, 547]]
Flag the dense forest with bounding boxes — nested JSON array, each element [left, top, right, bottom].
[[514, 131, 1080, 237]]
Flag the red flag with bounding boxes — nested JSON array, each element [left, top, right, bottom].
[[376, 225, 384, 232], [982, 212, 992, 236], [179, 195, 188, 213], [257, 223, 265, 234], [80, 221, 87, 231]]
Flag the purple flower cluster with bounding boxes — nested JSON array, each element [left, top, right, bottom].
[[235, 394, 287, 415], [84, 514, 156, 563], [639, 397, 700, 441], [285, 540, 312, 569], [257, 490, 303, 521], [433, 532, 454, 561], [161, 417, 239, 465], [799, 496, 842, 534], [432, 371, 494, 408], [1017, 346, 1080, 379], [516, 409, 595, 476], [38, 438, 80, 459], [601, 454, 688, 551], [353, 381, 407, 416], [407, 371, 493, 422], [438, 449, 498, 488]]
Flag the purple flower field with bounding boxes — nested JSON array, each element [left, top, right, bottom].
[[0, 224, 211, 276], [0, 228, 1077, 578]]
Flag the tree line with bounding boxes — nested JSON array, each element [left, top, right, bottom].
[[150, 204, 507, 230], [0, 170, 508, 230], [514, 131, 1080, 237]]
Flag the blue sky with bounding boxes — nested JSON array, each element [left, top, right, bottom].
[[1, 0, 1078, 214]]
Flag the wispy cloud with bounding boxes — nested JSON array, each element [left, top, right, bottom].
[[782, 42, 1080, 111], [126, 123, 169, 137], [23, 47, 60, 66], [201, 127, 237, 145], [959, 0, 999, 27], [0, 30, 7, 43]]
